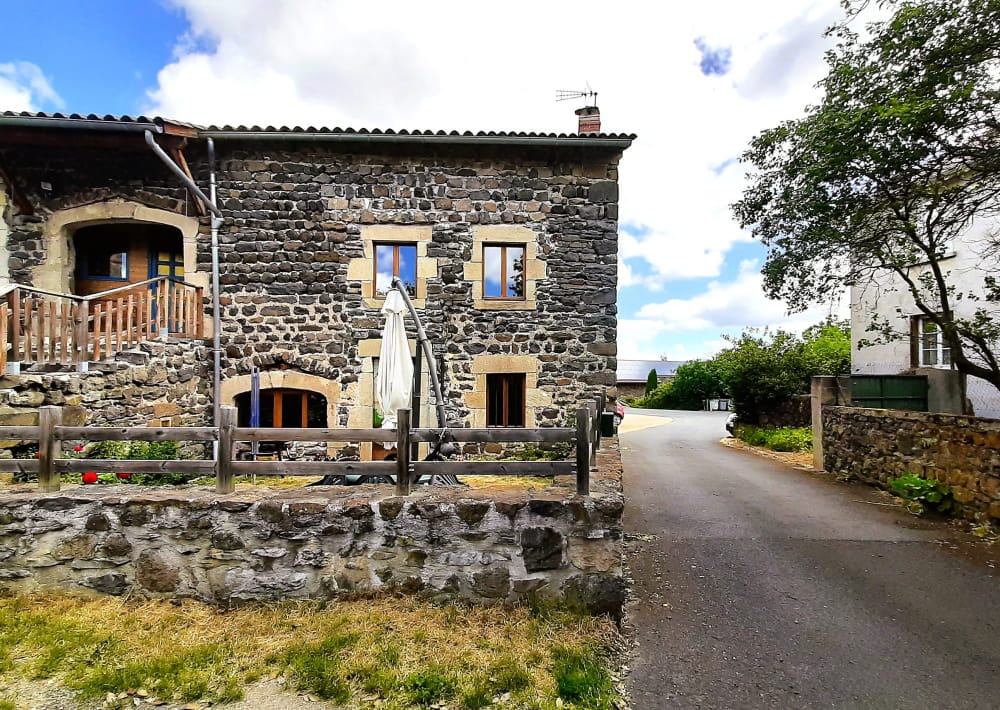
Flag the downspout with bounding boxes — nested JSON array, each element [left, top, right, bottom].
[[144, 130, 224, 431]]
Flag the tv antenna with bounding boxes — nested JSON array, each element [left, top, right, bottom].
[[556, 83, 597, 106]]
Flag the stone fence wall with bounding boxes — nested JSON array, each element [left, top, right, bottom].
[[0, 441, 625, 617], [822, 406, 1000, 520], [0, 340, 212, 459]]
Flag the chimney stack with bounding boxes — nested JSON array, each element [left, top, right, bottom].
[[575, 105, 601, 134]]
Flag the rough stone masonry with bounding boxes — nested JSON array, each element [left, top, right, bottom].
[[0, 441, 625, 617]]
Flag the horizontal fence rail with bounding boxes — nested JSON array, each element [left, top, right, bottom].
[[0, 395, 611, 496]]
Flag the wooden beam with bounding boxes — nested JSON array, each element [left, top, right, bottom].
[[233, 427, 399, 443], [231, 461, 397, 477], [0, 129, 186, 151], [412, 461, 572, 476], [411, 427, 574, 443], [55, 426, 218, 442], [56, 459, 216, 474], [170, 146, 206, 216]]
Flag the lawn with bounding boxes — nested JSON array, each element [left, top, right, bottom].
[[0, 593, 621, 709]]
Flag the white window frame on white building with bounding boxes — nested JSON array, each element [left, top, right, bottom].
[[915, 316, 952, 368]]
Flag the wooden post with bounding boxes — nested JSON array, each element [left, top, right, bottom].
[[575, 407, 590, 496], [217, 405, 236, 493], [588, 400, 599, 467], [9, 288, 21, 366], [396, 408, 411, 496], [38, 405, 62, 493]]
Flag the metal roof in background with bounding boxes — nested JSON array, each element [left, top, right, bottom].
[[617, 359, 688, 382]]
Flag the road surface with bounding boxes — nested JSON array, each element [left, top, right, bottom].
[[622, 409, 1000, 709]]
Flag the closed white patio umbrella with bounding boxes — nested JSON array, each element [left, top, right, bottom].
[[376, 289, 413, 432]]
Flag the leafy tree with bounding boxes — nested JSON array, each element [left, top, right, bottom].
[[714, 329, 809, 422], [659, 360, 726, 410], [732, 0, 1000, 394], [645, 368, 659, 395], [800, 318, 852, 376]]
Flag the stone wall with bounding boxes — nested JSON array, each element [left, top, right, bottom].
[[0, 440, 625, 617], [822, 406, 1000, 520], [2, 139, 623, 440], [0, 340, 212, 458]]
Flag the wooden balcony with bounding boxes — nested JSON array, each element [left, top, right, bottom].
[[0, 276, 203, 372]]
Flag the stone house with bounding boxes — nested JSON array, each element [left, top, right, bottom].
[[615, 358, 687, 399], [850, 218, 1000, 419], [0, 110, 634, 458]]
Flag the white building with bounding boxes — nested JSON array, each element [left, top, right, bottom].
[[851, 219, 1000, 419]]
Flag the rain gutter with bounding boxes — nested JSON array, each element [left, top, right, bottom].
[[200, 131, 633, 150], [0, 116, 164, 133], [144, 130, 225, 432]]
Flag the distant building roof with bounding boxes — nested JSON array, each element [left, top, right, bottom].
[[617, 359, 688, 383]]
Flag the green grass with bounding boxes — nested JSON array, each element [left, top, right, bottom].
[[552, 645, 615, 709], [0, 594, 620, 709], [736, 425, 813, 452]]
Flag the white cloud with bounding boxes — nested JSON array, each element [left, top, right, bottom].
[[0, 62, 63, 111], [146, 0, 847, 334]]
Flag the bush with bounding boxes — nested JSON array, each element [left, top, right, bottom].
[[889, 473, 954, 515], [736, 425, 812, 452], [83, 440, 195, 485]]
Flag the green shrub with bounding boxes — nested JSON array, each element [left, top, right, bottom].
[[736, 425, 812, 452], [889, 473, 954, 515], [82, 440, 195, 485]]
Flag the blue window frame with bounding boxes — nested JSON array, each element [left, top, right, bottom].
[[78, 243, 128, 281]]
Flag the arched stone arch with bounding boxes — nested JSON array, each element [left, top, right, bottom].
[[35, 199, 203, 295], [221, 369, 341, 453]]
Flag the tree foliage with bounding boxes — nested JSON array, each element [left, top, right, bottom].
[[645, 368, 659, 395], [732, 0, 1000, 393], [633, 320, 851, 418]]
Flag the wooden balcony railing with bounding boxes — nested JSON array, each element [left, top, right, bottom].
[[1, 276, 203, 370]]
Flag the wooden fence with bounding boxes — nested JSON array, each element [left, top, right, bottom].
[[2, 276, 203, 369], [0, 401, 610, 497]]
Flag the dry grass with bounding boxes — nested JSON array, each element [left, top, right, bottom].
[[0, 593, 618, 709]]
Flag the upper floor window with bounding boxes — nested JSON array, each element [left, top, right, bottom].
[[483, 244, 525, 299], [78, 241, 128, 281], [486, 373, 525, 427], [375, 243, 417, 296], [917, 317, 952, 367]]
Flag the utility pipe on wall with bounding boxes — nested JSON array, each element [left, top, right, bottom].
[[144, 130, 224, 429]]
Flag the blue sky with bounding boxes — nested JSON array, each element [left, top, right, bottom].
[[1, 0, 848, 361]]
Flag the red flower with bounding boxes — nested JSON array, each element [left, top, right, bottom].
[[81, 471, 98, 485], [73, 445, 84, 453], [116, 472, 132, 480], [34, 452, 40, 458]]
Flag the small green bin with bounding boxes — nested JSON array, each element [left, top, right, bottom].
[[600, 411, 616, 436]]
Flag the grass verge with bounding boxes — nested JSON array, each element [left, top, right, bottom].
[[735, 425, 812, 453], [0, 593, 620, 709]]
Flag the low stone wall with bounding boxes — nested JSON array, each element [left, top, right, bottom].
[[0, 441, 624, 616], [0, 340, 212, 458], [822, 406, 1000, 520]]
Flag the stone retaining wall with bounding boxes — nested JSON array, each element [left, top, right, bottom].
[[0, 340, 212, 459], [822, 406, 1000, 520], [0, 441, 624, 616]]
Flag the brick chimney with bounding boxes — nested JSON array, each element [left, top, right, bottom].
[[575, 105, 601, 134]]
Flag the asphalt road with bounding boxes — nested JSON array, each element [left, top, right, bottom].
[[622, 409, 1000, 710]]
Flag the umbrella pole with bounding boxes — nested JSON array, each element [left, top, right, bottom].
[[390, 278, 448, 429]]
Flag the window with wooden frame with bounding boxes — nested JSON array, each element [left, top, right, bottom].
[[486, 373, 526, 427], [77, 239, 128, 281], [912, 316, 952, 367], [374, 243, 417, 296], [483, 244, 525, 299], [235, 389, 327, 428]]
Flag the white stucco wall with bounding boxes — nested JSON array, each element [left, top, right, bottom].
[[851, 217, 1000, 418]]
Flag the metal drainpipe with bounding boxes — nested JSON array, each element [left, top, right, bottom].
[[144, 130, 224, 431], [207, 138, 223, 431]]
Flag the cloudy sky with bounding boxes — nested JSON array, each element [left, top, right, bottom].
[[2, 0, 848, 360]]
